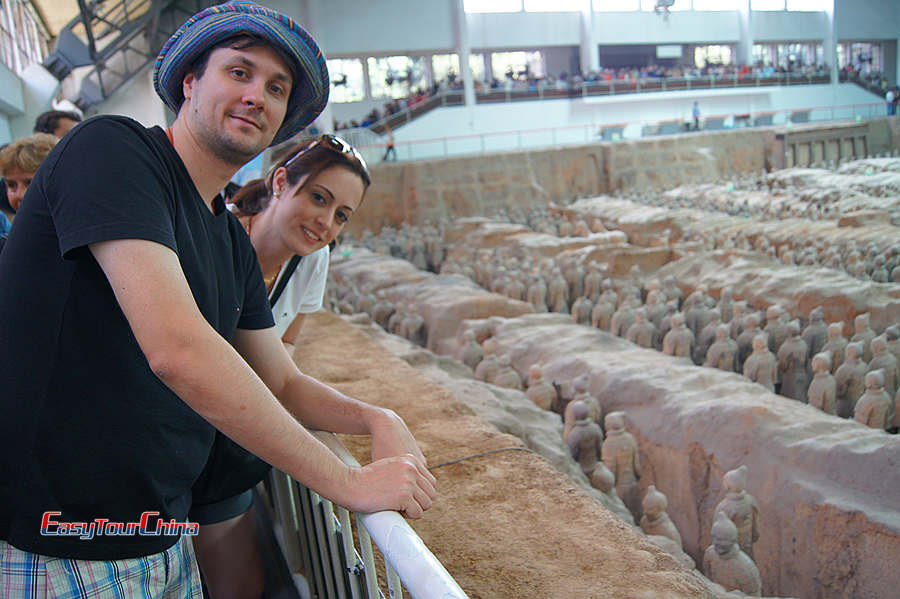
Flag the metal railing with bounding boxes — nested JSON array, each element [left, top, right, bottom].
[[266, 431, 468, 599], [355, 100, 887, 163], [365, 71, 833, 135]]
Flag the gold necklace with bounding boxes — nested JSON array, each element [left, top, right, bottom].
[[246, 215, 282, 290]]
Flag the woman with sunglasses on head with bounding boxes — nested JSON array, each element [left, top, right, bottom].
[[191, 134, 372, 599]]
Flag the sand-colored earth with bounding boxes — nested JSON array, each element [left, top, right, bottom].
[[292, 312, 712, 599]]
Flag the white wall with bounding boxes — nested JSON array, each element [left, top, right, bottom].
[[834, 0, 900, 40], [751, 10, 827, 42], [592, 11, 739, 45], [0, 61, 24, 144], [95, 65, 169, 129], [467, 11, 580, 49]]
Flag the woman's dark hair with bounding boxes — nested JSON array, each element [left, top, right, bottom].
[[231, 138, 371, 216]]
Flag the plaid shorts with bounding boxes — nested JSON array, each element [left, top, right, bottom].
[[0, 536, 202, 599]]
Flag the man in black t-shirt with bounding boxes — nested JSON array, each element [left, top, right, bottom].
[[0, 2, 435, 594]]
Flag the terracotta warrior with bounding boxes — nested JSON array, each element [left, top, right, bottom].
[[598, 279, 619, 311], [821, 322, 848, 374], [626, 307, 658, 349], [704, 324, 739, 372], [777, 321, 810, 401], [763, 304, 789, 354], [609, 296, 638, 338], [564, 375, 602, 441], [662, 275, 683, 309], [571, 296, 594, 326], [885, 325, 900, 366], [548, 269, 570, 314], [703, 512, 762, 597], [526, 274, 549, 313], [854, 369, 892, 430], [851, 313, 877, 363], [602, 411, 642, 519], [591, 298, 615, 331], [662, 313, 695, 359], [493, 355, 524, 391], [372, 296, 395, 329], [526, 365, 558, 411], [714, 465, 760, 561], [584, 262, 604, 302], [458, 330, 484, 371], [695, 308, 722, 364], [835, 342, 867, 418], [566, 401, 605, 480], [640, 485, 683, 548], [807, 352, 837, 415], [590, 461, 617, 498], [743, 334, 777, 393], [736, 314, 761, 372], [729, 301, 749, 341], [717, 288, 734, 323], [802, 306, 828, 365], [868, 335, 899, 400], [474, 338, 500, 384]]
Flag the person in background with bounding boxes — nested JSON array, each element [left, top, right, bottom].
[[194, 135, 371, 597], [0, 133, 58, 215], [693, 101, 701, 130], [886, 87, 896, 116], [33, 109, 83, 138]]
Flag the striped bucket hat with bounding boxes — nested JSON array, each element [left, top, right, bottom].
[[153, 1, 329, 146]]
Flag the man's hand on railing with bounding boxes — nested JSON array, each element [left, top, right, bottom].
[[347, 453, 437, 519]]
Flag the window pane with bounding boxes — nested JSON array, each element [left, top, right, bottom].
[[593, 0, 639, 9], [786, 0, 828, 9], [525, 0, 582, 10], [694, 45, 733, 68], [751, 0, 785, 9], [464, 0, 522, 12], [366, 56, 428, 100], [491, 51, 544, 81], [432, 53, 486, 85], [694, 0, 741, 9], [326, 58, 365, 103]]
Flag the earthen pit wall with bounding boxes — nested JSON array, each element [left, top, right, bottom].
[[346, 117, 900, 237], [487, 314, 900, 599], [330, 251, 900, 599]]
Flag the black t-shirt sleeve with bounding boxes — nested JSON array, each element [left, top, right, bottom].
[[233, 217, 276, 330], [42, 118, 177, 259]]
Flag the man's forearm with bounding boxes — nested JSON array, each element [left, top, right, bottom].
[[155, 326, 355, 503], [276, 369, 389, 435]]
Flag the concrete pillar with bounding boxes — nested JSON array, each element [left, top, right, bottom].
[[296, 0, 333, 133], [736, 0, 753, 67], [579, 0, 599, 74], [452, 0, 475, 111], [824, 0, 838, 89]]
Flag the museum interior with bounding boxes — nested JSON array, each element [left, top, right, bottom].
[[1, 0, 898, 598]]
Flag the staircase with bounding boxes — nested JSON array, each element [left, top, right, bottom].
[[42, 0, 204, 111]]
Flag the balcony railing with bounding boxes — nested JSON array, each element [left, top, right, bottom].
[[266, 431, 468, 599], [366, 72, 834, 135]]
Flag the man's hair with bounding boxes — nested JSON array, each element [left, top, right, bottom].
[[180, 34, 298, 111], [33, 110, 82, 135], [0, 134, 58, 177]]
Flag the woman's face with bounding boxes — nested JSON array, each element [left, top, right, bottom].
[[271, 164, 364, 255], [4, 168, 34, 212]]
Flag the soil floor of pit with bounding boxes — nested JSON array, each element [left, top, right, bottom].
[[289, 312, 711, 599]]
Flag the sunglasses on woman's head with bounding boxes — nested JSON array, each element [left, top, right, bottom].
[[284, 134, 370, 181]]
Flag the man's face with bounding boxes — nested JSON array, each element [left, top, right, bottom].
[[53, 118, 79, 138], [181, 44, 292, 166]]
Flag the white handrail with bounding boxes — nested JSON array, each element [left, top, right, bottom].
[[313, 431, 469, 599]]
